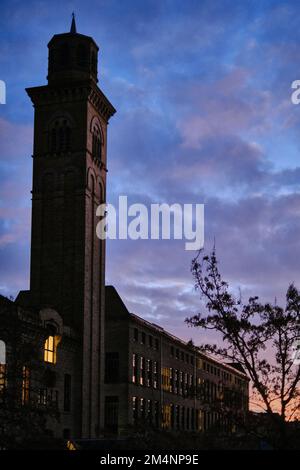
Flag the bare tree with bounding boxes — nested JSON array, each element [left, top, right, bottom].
[[186, 249, 300, 449]]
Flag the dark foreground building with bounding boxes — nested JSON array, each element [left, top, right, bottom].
[[0, 20, 249, 444], [104, 286, 249, 435]]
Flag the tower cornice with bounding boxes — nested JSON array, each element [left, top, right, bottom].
[[26, 81, 116, 122]]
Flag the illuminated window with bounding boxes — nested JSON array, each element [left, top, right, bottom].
[[162, 367, 171, 392], [140, 356, 145, 386], [132, 353, 138, 383], [44, 335, 61, 364], [153, 361, 159, 389], [22, 366, 30, 405], [162, 404, 171, 429]]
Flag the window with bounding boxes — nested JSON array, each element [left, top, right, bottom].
[[153, 361, 159, 389], [174, 369, 179, 394], [64, 374, 71, 412], [132, 353, 138, 383], [140, 398, 145, 420], [105, 352, 119, 383], [0, 340, 6, 365], [105, 396, 119, 433], [170, 404, 175, 429], [133, 328, 138, 342], [141, 332, 146, 345], [191, 408, 195, 430], [59, 43, 70, 66], [44, 335, 60, 364], [176, 405, 180, 430], [162, 367, 171, 392], [132, 396, 138, 424], [38, 388, 58, 407], [191, 356, 194, 365], [149, 335, 153, 348], [92, 125, 102, 161], [181, 406, 185, 430], [154, 338, 159, 350], [186, 407, 190, 430], [77, 44, 87, 67], [146, 359, 152, 387], [179, 371, 183, 395], [140, 356, 145, 386], [22, 366, 30, 405], [171, 346, 174, 357], [147, 399, 152, 424], [170, 368, 174, 393], [181, 351, 184, 361], [50, 119, 71, 153], [154, 401, 159, 428], [175, 349, 179, 359], [162, 404, 171, 429]]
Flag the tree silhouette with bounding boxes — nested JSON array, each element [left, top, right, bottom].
[[186, 249, 300, 449]]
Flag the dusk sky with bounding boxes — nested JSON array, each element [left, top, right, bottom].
[[1, 0, 300, 344]]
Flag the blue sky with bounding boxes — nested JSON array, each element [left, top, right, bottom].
[[1, 0, 300, 343]]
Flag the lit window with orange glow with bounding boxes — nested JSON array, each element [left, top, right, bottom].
[[22, 366, 30, 405], [44, 335, 61, 364]]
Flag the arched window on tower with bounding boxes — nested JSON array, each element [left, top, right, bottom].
[[59, 43, 70, 66], [92, 125, 102, 162], [50, 119, 71, 153], [77, 44, 87, 68], [0, 340, 6, 403]]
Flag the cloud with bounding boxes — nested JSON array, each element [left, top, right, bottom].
[[0, 0, 300, 345]]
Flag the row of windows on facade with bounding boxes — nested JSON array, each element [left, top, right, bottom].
[[132, 398, 233, 432], [133, 328, 159, 350], [130, 354, 246, 404], [0, 362, 72, 412], [170, 345, 195, 365], [0, 338, 71, 411], [49, 120, 102, 161], [203, 361, 234, 382], [104, 395, 228, 433], [161, 366, 195, 396], [132, 398, 213, 432], [203, 361, 246, 387], [132, 354, 159, 388]]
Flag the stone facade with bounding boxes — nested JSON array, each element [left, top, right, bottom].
[[104, 287, 249, 435]]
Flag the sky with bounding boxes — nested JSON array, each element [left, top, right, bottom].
[[0, 0, 300, 345]]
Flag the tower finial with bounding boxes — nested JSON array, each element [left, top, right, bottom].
[[70, 12, 77, 34]]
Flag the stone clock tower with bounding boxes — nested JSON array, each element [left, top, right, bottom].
[[25, 16, 116, 438]]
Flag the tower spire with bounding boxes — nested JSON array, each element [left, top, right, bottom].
[[70, 12, 77, 34]]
